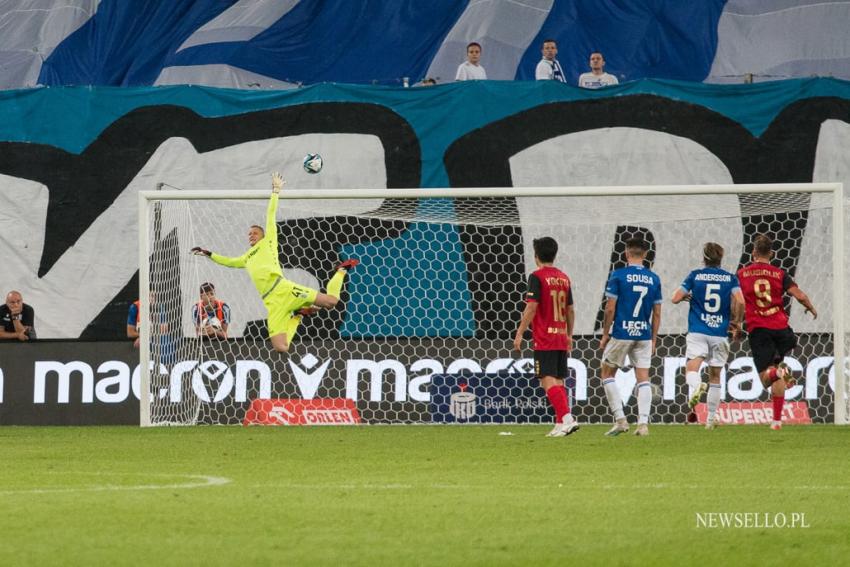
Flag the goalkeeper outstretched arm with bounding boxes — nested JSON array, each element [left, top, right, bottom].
[[191, 247, 246, 268], [265, 171, 283, 249], [190, 172, 285, 266]]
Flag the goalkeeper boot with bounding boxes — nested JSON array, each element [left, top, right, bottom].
[[604, 419, 629, 437], [688, 382, 707, 410], [336, 258, 360, 272]]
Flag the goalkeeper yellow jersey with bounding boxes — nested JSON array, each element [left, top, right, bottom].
[[209, 192, 282, 299]]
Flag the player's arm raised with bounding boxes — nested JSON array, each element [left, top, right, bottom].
[[514, 302, 538, 351], [265, 172, 284, 247], [788, 286, 817, 319]]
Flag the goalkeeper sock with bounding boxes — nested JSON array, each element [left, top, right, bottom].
[[326, 270, 347, 299], [636, 382, 652, 425], [707, 383, 721, 421], [685, 371, 701, 400], [545, 385, 569, 422], [772, 395, 784, 422], [602, 378, 625, 421]]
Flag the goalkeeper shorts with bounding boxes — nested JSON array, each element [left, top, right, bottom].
[[264, 278, 317, 338]]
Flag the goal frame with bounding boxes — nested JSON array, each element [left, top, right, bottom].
[[138, 182, 847, 426]]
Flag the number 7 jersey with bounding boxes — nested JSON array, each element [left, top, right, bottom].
[[526, 266, 573, 351], [605, 265, 662, 340]]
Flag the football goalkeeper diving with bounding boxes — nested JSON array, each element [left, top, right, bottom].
[[192, 172, 358, 353]]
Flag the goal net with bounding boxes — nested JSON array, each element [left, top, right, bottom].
[[138, 184, 848, 427]]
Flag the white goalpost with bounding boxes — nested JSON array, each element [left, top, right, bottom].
[[138, 183, 848, 427]]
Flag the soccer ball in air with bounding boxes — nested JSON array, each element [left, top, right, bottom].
[[303, 153, 323, 174]]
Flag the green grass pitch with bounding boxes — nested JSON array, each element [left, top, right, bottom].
[[1, 425, 848, 566]]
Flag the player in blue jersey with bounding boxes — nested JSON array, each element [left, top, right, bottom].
[[599, 238, 662, 437], [672, 243, 745, 429]]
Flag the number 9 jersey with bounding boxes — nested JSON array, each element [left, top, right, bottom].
[[737, 261, 797, 331], [526, 266, 573, 351]]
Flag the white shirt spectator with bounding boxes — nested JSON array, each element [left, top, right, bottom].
[[456, 61, 487, 81], [536, 59, 566, 82], [578, 72, 619, 89]]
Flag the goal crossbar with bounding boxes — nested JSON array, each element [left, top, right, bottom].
[[140, 182, 842, 201]]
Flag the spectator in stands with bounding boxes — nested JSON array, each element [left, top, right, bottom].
[[535, 39, 566, 82], [455, 42, 487, 81], [127, 292, 168, 348], [0, 290, 36, 341], [127, 292, 177, 363], [192, 282, 230, 339], [578, 52, 619, 88], [127, 297, 142, 348]]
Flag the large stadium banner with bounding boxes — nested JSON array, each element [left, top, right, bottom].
[[0, 339, 838, 425], [4, 1, 848, 89]]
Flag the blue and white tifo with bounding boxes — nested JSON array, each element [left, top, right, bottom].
[[3, 0, 850, 90]]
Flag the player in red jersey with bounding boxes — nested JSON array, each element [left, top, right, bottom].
[[737, 234, 817, 430], [514, 237, 579, 437]]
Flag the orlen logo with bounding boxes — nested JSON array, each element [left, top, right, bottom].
[[243, 399, 361, 426], [449, 382, 476, 421]]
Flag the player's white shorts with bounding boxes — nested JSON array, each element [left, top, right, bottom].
[[603, 338, 652, 369], [685, 332, 730, 367]]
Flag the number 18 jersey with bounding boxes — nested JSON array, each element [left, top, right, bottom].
[[526, 266, 573, 351], [605, 264, 662, 341]]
